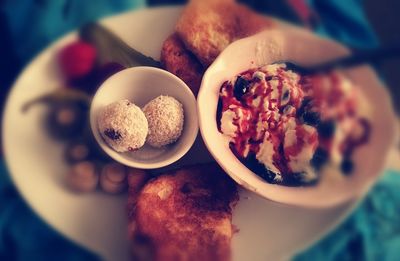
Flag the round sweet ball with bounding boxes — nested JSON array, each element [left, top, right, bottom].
[[143, 95, 184, 147], [98, 99, 148, 152]]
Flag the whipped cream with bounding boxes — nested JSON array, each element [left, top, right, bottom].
[[217, 63, 370, 185]]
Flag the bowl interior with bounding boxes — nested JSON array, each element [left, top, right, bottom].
[[198, 28, 398, 208], [91, 66, 198, 169]]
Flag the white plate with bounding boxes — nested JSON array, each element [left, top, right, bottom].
[[1, 6, 382, 261]]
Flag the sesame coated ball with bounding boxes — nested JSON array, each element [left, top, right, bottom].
[[98, 99, 148, 152], [143, 95, 184, 147]]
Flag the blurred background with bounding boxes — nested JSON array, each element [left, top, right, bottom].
[[0, 0, 399, 260], [365, 0, 400, 114]]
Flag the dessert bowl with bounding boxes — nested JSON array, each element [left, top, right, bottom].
[[198, 28, 398, 208], [90, 66, 198, 169]]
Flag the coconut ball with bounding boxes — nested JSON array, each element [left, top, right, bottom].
[[98, 99, 148, 152], [143, 95, 184, 147]]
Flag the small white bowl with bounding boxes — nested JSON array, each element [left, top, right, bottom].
[[198, 28, 398, 208], [90, 66, 198, 169]]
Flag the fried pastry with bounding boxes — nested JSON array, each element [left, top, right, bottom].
[[129, 163, 238, 261], [160, 33, 205, 95], [176, 0, 273, 66]]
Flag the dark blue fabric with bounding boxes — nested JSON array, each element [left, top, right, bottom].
[[294, 170, 400, 261], [0, 0, 398, 260], [1, 0, 145, 64], [307, 0, 379, 48]]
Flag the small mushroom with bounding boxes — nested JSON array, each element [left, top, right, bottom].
[[67, 161, 98, 193], [100, 162, 128, 194], [65, 139, 91, 164], [46, 101, 87, 141]]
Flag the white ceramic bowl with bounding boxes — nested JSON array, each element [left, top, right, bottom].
[[198, 29, 398, 208], [90, 66, 198, 169]]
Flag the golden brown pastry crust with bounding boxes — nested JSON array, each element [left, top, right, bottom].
[[129, 163, 238, 261], [160, 33, 205, 96], [175, 0, 274, 66]]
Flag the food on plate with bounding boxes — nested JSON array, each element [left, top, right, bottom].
[[65, 139, 92, 163], [67, 161, 99, 192], [100, 162, 128, 194], [160, 33, 205, 95], [127, 168, 151, 219], [65, 126, 112, 164], [175, 0, 273, 66], [58, 41, 97, 80], [160, 0, 273, 96], [143, 95, 184, 148], [128, 163, 238, 261], [217, 63, 371, 185], [95, 62, 126, 86], [22, 89, 90, 140], [63, 23, 163, 94], [45, 100, 88, 140], [79, 23, 161, 68], [71, 61, 128, 95], [22, 88, 90, 113], [22, 88, 110, 162], [98, 99, 148, 152], [127, 168, 150, 198]]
